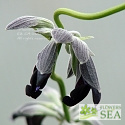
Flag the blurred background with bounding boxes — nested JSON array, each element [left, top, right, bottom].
[[0, 0, 125, 125]]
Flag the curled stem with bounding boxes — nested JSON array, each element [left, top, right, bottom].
[[54, 3, 125, 28], [51, 3, 125, 123]]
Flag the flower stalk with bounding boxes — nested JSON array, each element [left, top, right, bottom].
[[54, 3, 125, 28], [50, 72, 70, 122]]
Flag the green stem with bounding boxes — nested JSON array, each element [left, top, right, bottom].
[[51, 3, 125, 123], [54, 3, 125, 28], [51, 72, 70, 122]]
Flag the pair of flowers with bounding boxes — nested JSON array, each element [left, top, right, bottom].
[[6, 16, 101, 106]]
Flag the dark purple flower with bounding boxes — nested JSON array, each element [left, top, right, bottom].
[[63, 57, 101, 106], [13, 114, 45, 125], [25, 66, 51, 99], [26, 40, 57, 99]]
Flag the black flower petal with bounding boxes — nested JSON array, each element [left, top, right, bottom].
[[92, 88, 101, 104], [25, 85, 42, 99], [80, 57, 101, 104], [25, 66, 51, 99], [12, 113, 45, 125], [26, 116, 45, 125], [63, 77, 90, 106]]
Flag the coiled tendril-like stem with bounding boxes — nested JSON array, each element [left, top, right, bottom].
[[51, 3, 125, 123]]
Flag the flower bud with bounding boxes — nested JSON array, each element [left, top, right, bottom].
[[6, 16, 54, 30]]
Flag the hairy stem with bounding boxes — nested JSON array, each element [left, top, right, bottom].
[[51, 3, 125, 123]]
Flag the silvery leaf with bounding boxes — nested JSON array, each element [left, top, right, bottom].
[[80, 36, 94, 41], [36, 40, 57, 74], [36, 28, 52, 40], [51, 28, 73, 43], [12, 102, 61, 119], [67, 57, 74, 78], [38, 101, 63, 117], [6, 16, 54, 30], [20, 101, 63, 118], [43, 86, 62, 107], [69, 105, 79, 119], [69, 31, 81, 37], [80, 56, 100, 91], [71, 36, 90, 64]]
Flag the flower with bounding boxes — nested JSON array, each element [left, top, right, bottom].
[[13, 115, 45, 125], [63, 57, 101, 106], [6, 16, 55, 40], [12, 100, 62, 125], [25, 66, 51, 99], [50, 28, 101, 106], [26, 28, 101, 103], [26, 40, 58, 99], [6, 16, 54, 30]]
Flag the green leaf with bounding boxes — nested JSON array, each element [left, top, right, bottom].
[[80, 36, 94, 41], [65, 43, 70, 54], [35, 28, 52, 40], [69, 31, 81, 37], [70, 46, 78, 75]]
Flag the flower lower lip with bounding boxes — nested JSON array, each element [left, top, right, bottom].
[[35, 86, 40, 92]]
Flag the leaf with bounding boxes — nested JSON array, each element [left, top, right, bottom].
[[70, 105, 79, 119], [12, 102, 61, 119], [70, 45, 78, 75], [34, 101, 63, 117], [69, 31, 81, 37], [22, 101, 63, 117], [35, 28, 52, 40], [65, 43, 71, 54], [43, 86, 62, 107], [75, 61, 81, 84], [36, 40, 57, 74], [80, 36, 94, 41]]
